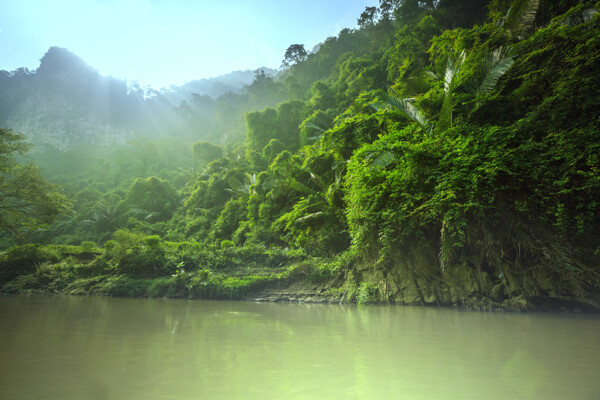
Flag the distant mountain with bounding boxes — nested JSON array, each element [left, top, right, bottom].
[[160, 68, 278, 105], [0, 47, 154, 149], [0, 47, 271, 150]]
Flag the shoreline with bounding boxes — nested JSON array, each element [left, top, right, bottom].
[[3, 281, 599, 313]]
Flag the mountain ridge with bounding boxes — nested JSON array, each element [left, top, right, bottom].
[[0, 47, 275, 149]]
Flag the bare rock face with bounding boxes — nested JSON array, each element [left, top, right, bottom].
[[355, 245, 600, 312]]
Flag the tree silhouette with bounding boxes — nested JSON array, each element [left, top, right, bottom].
[[281, 44, 308, 68]]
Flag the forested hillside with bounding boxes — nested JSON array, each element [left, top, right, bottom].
[[2, 0, 599, 311], [0, 47, 279, 148]]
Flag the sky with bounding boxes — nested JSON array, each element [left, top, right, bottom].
[[0, 0, 379, 89]]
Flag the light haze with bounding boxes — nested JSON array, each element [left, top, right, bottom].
[[0, 0, 379, 89]]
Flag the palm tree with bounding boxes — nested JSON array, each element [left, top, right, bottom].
[[375, 50, 466, 134], [80, 202, 121, 233], [377, 46, 514, 133]]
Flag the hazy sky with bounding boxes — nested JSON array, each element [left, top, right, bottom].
[[1, 0, 379, 89]]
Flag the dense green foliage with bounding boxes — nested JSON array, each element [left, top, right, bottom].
[[2, 0, 599, 309], [0, 129, 71, 234]]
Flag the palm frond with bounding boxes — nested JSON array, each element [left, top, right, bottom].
[[504, 0, 540, 38], [295, 211, 325, 225], [376, 97, 430, 132], [426, 70, 439, 80], [227, 176, 252, 195], [562, 8, 599, 27], [227, 176, 242, 192], [438, 91, 454, 132], [404, 74, 430, 95], [309, 172, 328, 192], [444, 50, 466, 94], [364, 149, 396, 168], [305, 123, 326, 133], [479, 57, 514, 95], [145, 212, 160, 221], [289, 179, 315, 195], [444, 50, 465, 93], [439, 51, 466, 131]]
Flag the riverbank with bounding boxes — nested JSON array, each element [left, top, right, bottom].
[[1, 242, 598, 312], [2, 267, 598, 313], [2, 277, 598, 313], [250, 285, 600, 313]]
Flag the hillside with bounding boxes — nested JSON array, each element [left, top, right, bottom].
[[0, 47, 273, 149]]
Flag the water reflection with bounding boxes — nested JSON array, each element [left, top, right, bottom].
[[0, 295, 598, 400]]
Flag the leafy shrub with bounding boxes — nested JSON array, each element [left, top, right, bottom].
[[0, 245, 60, 284], [357, 282, 379, 304], [143, 235, 161, 249], [80, 241, 97, 253]]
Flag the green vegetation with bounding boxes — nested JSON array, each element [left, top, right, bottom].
[[0, 129, 72, 234], [1, 0, 599, 310]]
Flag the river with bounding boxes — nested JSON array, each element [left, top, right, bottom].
[[0, 295, 598, 399]]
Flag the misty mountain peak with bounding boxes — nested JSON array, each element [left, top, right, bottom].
[[37, 47, 97, 78]]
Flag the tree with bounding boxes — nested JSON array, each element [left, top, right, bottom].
[[246, 69, 274, 95], [124, 176, 178, 222], [358, 6, 380, 28], [396, 0, 431, 24], [192, 141, 224, 165], [0, 129, 71, 233], [281, 44, 308, 68]]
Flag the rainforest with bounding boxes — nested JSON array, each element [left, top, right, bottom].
[[1, 0, 599, 312]]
